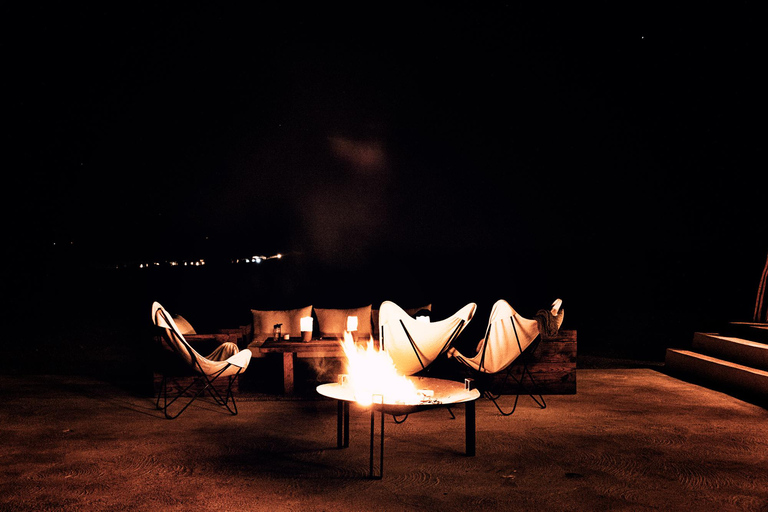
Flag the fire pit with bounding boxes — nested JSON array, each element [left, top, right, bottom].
[[316, 376, 480, 478]]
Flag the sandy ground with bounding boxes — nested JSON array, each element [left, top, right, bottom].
[[1, 369, 767, 512]]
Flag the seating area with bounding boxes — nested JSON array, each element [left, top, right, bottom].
[[151, 298, 577, 417], [243, 302, 434, 347]]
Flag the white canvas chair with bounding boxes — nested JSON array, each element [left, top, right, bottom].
[[447, 299, 563, 415], [379, 301, 477, 376], [151, 302, 252, 419]]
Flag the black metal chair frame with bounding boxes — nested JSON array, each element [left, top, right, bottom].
[[154, 308, 245, 419], [382, 318, 466, 424], [477, 316, 546, 416]]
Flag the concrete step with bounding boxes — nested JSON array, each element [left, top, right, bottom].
[[665, 348, 768, 399], [692, 332, 768, 371], [726, 322, 768, 344]]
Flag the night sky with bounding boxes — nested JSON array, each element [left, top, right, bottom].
[[5, 4, 767, 362]]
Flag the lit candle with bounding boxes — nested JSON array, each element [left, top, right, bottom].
[[300, 316, 313, 342], [346, 315, 358, 332]]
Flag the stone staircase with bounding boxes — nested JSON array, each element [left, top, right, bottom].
[[665, 323, 768, 403]]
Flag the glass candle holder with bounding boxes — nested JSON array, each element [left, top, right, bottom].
[[300, 316, 313, 342]]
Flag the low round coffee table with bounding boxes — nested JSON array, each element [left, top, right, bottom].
[[317, 376, 480, 478]]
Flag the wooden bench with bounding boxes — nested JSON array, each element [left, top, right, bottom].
[[488, 329, 577, 394]]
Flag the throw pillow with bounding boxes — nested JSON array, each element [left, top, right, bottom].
[[251, 306, 313, 340], [315, 305, 373, 337]]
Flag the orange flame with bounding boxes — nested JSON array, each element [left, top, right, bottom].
[[341, 332, 420, 405]]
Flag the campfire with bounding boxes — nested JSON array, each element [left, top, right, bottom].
[[340, 332, 436, 406]]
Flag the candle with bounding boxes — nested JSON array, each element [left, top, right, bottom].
[[300, 316, 313, 342]]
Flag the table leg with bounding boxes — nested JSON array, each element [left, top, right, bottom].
[[337, 400, 349, 448], [344, 402, 349, 447], [370, 403, 384, 479], [282, 353, 295, 394], [466, 400, 476, 456]]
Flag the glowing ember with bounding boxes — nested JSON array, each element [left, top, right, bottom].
[[341, 332, 422, 406]]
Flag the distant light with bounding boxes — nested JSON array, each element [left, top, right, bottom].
[[276, 253, 282, 259]]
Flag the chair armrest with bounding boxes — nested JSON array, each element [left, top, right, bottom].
[[231, 323, 253, 346], [226, 349, 252, 369], [215, 328, 247, 346], [217, 328, 243, 334], [186, 334, 231, 344]]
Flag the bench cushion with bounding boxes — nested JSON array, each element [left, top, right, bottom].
[[315, 305, 373, 337], [251, 306, 313, 342]]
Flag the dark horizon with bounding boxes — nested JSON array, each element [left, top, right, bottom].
[[5, 4, 767, 371]]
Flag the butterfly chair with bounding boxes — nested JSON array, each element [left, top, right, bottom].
[[447, 299, 564, 415], [379, 301, 477, 376], [151, 302, 252, 419]]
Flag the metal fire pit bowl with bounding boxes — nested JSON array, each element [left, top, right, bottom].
[[316, 376, 481, 479]]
